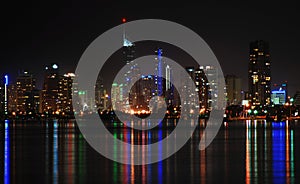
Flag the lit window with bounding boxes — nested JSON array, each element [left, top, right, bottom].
[[252, 75, 258, 84]]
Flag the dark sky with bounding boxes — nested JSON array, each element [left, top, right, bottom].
[[1, 1, 299, 95]]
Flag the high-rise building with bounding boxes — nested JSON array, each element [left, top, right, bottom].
[[272, 82, 288, 103], [15, 71, 39, 114], [0, 79, 4, 117], [271, 89, 286, 105], [199, 65, 219, 110], [182, 66, 197, 109], [0, 75, 9, 117], [165, 65, 174, 106], [293, 91, 300, 106], [225, 75, 242, 105], [155, 48, 163, 96], [122, 32, 137, 112], [41, 63, 60, 114], [111, 82, 123, 111], [8, 84, 17, 113], [248, 40, 271, 106], [57, 73, 75, 115], [95, 77, 108, 112], [195, 67, 209, 110]]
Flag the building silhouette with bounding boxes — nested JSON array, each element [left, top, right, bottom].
[[225, 75, 242, 105], [15, 71, 39, 114], [41, 63, 60, 114], [57, 73, 75, 115], [248, 40, 271, 107]]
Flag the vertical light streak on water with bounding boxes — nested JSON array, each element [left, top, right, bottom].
[[290, 130, 295, 183], [67, 122, 75, 184], [165, 127, 170, 184], [199, 120, 206, 183], [272, 122, 286, 184], [45, 122, 49, 182], [245, 120, 251, 184], [4, 120, 10, 184], [125, 127, 130, 184], [142, 130, 146, 184], [286, 121, 290, 184], [78, 133, 86, 183], [190, 119, 194, 183], [53, 120, 59, 184], [113, 130, 118, 184], [157, 120, 163, 184], [147, 131, 152, 184], [254, 120, 258, 179], [264, 120, 269, 182], [224, 120, 229, 182], [119, 128, 128, 184], [130, 128, 135, 184]]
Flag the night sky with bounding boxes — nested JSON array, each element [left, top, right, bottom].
[[1, 1, 299, 95]]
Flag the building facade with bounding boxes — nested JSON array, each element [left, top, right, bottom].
[[248, 40, 271, 107], [225, 75, 242, 105], [41, 64, 60, 114], [15, 71, 39, 114]]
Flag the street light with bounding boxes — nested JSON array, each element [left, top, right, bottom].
[[254, 110, 258, 115]]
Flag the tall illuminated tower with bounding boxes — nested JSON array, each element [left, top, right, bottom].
[[16, 71, 38, 114], [4, 75, 8, 115], [195, 67, 209, 110], [248, 40, 271, 106], [57, 73, 75, 114], [121, 18, 138, 111], [156, 48, 163, 96], [41, 63, 60, 114]]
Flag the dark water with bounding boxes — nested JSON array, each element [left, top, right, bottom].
[[1, 119, 299, 184]]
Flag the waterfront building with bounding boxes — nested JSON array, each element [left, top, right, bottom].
[[248, 40, 271, 106], [225, 75, 242, 105]]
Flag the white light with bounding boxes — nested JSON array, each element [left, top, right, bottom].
[[52, 64, 58, 69]]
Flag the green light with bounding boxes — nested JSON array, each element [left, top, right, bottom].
[[78, 91, 86, 95], [254, 110, 258, 114], [112, 83, 118, 87], [290, 98, 294, 102], [248, 109, 252, 113]]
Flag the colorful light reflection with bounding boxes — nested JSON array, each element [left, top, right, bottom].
[[4, 120, 10, 184], [272, 121, 286, 184]]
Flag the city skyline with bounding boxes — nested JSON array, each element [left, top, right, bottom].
[[1, 1, 300, 95]]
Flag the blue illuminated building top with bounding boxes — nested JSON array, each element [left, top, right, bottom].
[[271, 88, 286, 105], [5, 75, 8, 85]]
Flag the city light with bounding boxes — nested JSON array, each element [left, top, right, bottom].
[[52, 64, 58, 69], [5, 74, 8, 85]]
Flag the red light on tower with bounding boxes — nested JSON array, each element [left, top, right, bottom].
[[122, 18, 126, 23]]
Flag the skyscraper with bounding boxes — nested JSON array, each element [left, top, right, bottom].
[[199, 65, 219, 110], [0, 79, 4, 117], [57, 73, 75, 115], [195, 68, 209, 110], [0, 75, 9, 117], [225, 75, 242, 105], [248, 40, 271, 107], [16, 71, 39, 114], [41, 63, 60, 114], [122, 30, 136, 112]]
